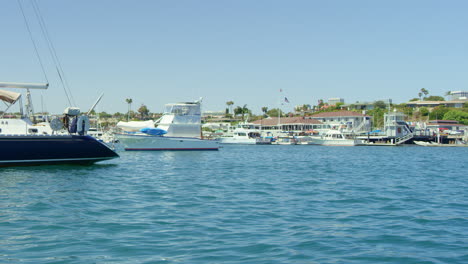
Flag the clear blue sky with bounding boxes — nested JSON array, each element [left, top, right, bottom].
[[1, 0, 468, 114]]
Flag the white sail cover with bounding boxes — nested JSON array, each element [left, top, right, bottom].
[[0, 89, 21, 104], [116, 120, 155, 132]]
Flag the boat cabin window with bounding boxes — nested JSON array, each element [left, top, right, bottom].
[[28, 128, 38, 133], [238, 132, 247, 136], [249, 132, 260, 138], [165, 104, 201, 116]]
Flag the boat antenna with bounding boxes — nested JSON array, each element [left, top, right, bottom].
[[17, 0, 48, 84], [30, 0, 76, 107], [87, 93, 104, 115]]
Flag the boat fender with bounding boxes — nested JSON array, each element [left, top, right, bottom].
[[50, 117, 64, 131], [69, 117, 78, 133], [62, 115, 70, 131], [77, 115, 90, 135]]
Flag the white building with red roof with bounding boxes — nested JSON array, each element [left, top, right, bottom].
[[251, 116, 328, 136], [309, 110, 371, 133], [251, 111, 372, 136]]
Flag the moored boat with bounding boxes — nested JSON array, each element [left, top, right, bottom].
[[0, 83, 119, 167], [0, 134, 119, 167], [414, 140, 468, 147], [273, 136, 299, 145], [308, 130, 364, 146], [115, 99, 219, 151], [218, 126, 271, 145], [115, 133, 218, 150]]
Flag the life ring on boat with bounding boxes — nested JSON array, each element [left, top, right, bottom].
[[76, 115, 90, 135]]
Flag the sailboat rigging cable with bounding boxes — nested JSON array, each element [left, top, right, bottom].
[[17, 0, 76, 107], [17, 0, 48, 84], [30, 0, 75, 106]]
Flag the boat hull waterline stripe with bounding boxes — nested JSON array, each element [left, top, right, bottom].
[[125, 148, 219, 151], [0, 157, 115, 164]]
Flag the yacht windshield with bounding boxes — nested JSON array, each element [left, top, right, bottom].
[[164, 104, 200, 116]]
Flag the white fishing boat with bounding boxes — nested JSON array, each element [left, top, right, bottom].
[[115, 99, 218, 151], [308, 130, 364, 146], [218, 126, 271, 145]]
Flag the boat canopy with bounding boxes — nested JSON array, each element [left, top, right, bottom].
[[116, 120, 155, 132], [0, 89, 21, 104], [140, 127, 167, 136]]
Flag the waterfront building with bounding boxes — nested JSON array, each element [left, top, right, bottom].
[[251, 117, 326, 136], [426, 120, 467, 132], [406, 100, 466, 109], [308, 110, 371, 133], [383, 111, 411, 138], [343, 99, 392, 111], [328, 98, 344, 106], [449, 91, 468, 101], [344, 101, 375, 110]]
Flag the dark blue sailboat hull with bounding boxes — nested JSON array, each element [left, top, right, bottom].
[[0, 135, 119, 167]]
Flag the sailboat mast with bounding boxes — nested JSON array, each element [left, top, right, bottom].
[[278, 89, 282, 131]]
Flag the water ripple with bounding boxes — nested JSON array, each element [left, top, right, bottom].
[[1, 146, 468, 263]]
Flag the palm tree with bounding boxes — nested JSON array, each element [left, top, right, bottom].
[[420, 88, 429, 100], [241, 104, 250, 121], [445, 91, 452, 100], [226, 101, 234, 115], [125, 98, 133, 121], [234, 106, 243, 118], [138, 104, 149, 119], [261, 106, 268, 117]]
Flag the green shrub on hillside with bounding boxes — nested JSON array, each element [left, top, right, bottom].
[[443, 110, 468, 125], [419, 107, 429, 117], [429, 106, 449, 120]]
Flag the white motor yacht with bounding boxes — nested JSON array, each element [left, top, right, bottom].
[[115, 99, 218, 151], [308, 130, 364, 146]]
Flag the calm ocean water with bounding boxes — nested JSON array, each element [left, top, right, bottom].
[[1, 145, 467, 264]]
